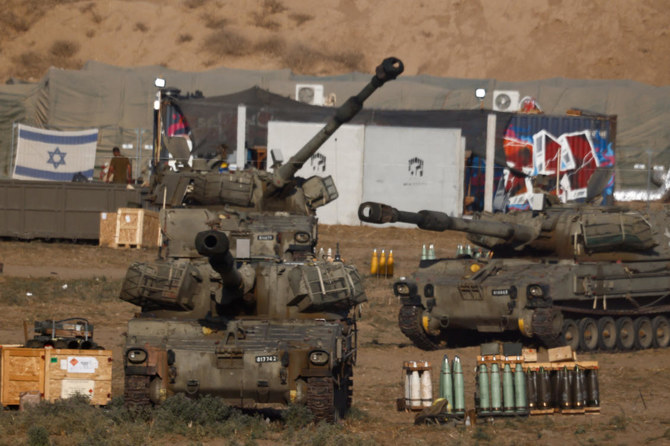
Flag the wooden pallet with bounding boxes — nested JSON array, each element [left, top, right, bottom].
[[522, 361, 599, 372], [476, 355, 525, 366]]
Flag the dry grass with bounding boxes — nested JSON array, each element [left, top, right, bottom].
[[254, 37, 287, 57], [262, 0, 287, 14], [202, 14, 229, 29], [202, 29, 251, 57], [134, 22, 149, 33], [281, 44, 365, 74], [289, 12, 314, 26], [49, 40, 79, 58], [250, 11, 281, 30], [176, 33, 193, 43], [183, 0, 206, 9]]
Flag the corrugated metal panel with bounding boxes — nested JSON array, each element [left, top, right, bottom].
[[0, 180, 143, 240]]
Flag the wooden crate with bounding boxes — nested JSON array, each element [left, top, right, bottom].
[[0, 346, 45, 406], [0, 346, 112, 407], [99, 208, 160, 248], [548, 346, 575, 362], [116, 208, 159, 248], [44, 349, 112, 406], [99, 211, 117, 247]]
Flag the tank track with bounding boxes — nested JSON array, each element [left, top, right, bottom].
[[306, 377, 336, 423], [532, 308, 563, 348], [124, 375, 151, 406], [398, 305, 443, 351]]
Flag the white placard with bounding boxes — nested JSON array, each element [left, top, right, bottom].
[[67, 356, 99, 373], [61, 379, 94, 399]]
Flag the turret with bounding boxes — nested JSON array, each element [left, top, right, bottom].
[[151, 57, 404, 215], [358, 201, 661, 261]]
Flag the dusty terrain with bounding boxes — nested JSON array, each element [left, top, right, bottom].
[[1, 225, 669, 445], [1, 0, 670, 85]]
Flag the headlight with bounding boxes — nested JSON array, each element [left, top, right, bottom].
[[394, 283, 410, 296], [127, 348, 148, 364], [294, 231, 311, 243], [528, 285, 544, 298], [393, 279, 417, 297], [309, 350, 329, 366]]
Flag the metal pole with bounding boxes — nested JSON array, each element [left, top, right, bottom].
[[10, 122, 17, 178], [135, 128, 141, 182], [646, 150, 652, 211], [236, 105, 247, 169], [484, 113, 497, 212]]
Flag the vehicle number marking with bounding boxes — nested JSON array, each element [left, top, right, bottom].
[[491, 289, 510, 296], [257, 235, 274, 241], [255, 355, 278, 363]]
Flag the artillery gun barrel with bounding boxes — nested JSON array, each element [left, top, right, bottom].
[[195, 230, 244, 305], [269, 57, 404, 192], [358, 201, 536, 245]]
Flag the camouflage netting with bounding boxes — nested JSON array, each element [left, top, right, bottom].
[[1, 61, 670, 189]]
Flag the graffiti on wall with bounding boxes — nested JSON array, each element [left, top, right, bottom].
[[501, 126, 615, 209]]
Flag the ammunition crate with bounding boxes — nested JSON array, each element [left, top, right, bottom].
[[0, 346, 112, 407]]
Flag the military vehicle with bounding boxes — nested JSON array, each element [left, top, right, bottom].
[[358, 200, 670, 352], [25, 318, 101, 349], [120, 57, 403, 422]]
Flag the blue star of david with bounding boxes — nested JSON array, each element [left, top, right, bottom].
[[47, 147, 67, 169]]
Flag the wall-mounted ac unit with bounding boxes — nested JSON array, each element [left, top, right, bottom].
[[492, 90, 520, 112], [295, 84, 325, 106]]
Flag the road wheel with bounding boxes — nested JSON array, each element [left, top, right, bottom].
[[561, 319, 580, 351], [597, 317, 617, 351], [579, 318, 599, 351], [634, 317, 653, 350], [306, 377, 337, 423], [616, 317, 635, 350], [652, 315, 670, 348]]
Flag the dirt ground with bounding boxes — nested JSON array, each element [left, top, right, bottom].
[[1, 225, 670, 445]]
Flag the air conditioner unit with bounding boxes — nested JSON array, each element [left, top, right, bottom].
[[295, 84, 325, 106], [492, 90, 520, 112]]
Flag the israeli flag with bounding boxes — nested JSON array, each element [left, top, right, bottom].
[[13, 124, 98, 181]]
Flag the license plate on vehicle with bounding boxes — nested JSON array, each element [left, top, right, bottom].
[[255, 355, 278, 363]]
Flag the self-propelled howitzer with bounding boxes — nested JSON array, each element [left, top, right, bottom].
[[150, 57, 404, 215], [358, 201, 670, 353], [120, 58, 402, 422]]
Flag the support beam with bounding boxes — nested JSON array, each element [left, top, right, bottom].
[[484, 113, 497, 212]]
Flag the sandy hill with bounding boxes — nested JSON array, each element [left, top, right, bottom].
[[0, 0, 668, 85]]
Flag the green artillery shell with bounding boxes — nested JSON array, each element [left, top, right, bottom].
[[478, 363, 490, 411], [503, 363, 515, 413], [439, 354, 453, 412], [586, 368, 600, 407], [537, 367, 552, 409], [490, 363, 502, 412], [526, 370, 537, 409], [453, 355, 465, 413], [514, 363, 528, 413]]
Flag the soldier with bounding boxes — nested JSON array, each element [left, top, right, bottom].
[[106, 147, 132, 184]]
